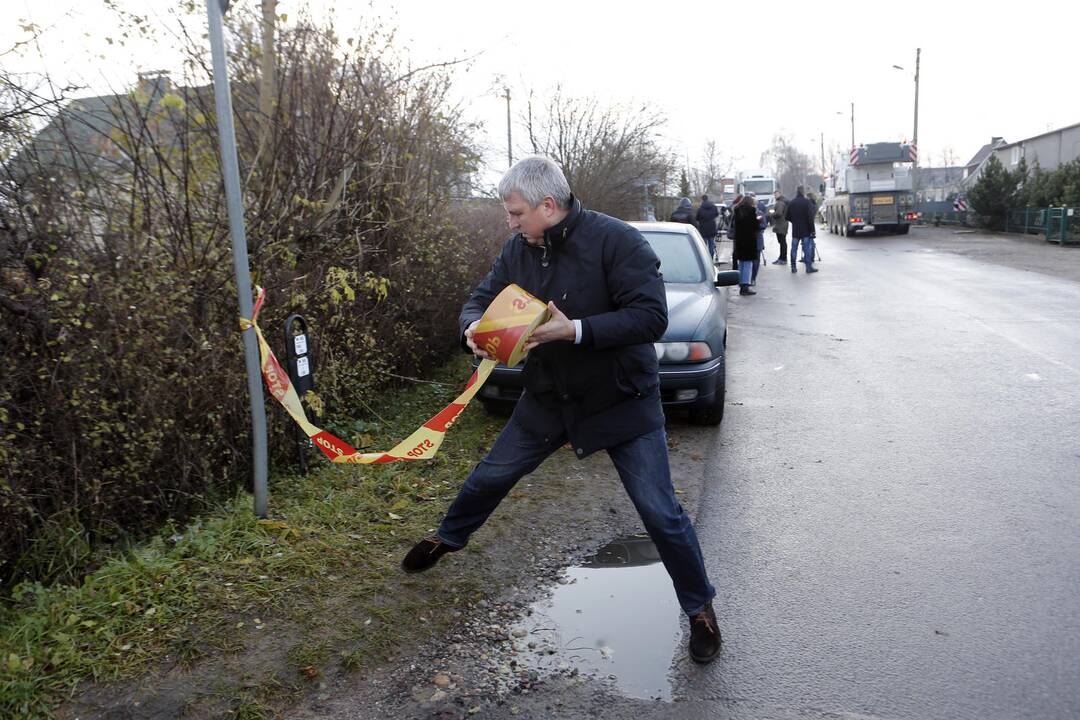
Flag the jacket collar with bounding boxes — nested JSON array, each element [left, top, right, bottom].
[[542, 194, 582, 247]]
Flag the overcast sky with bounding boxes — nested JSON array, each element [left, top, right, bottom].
[[5, 0, 1079, 189]]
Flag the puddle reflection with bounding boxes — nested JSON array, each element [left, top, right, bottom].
[[517, 534, 681, 701]]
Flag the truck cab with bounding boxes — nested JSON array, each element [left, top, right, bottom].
[[736, 169, 777, 213]]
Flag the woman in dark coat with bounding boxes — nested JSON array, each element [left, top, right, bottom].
[[732, 194, 760, 296]]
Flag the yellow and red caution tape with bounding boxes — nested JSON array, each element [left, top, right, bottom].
[[239, 284, 550, 464]]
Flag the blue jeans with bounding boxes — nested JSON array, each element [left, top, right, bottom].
[[739, 259, 753, 284], [438, 417, 716, 616], [793, 236, 815, 267]]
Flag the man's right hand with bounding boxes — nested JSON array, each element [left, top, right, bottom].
[[464, 319, 494, 360]]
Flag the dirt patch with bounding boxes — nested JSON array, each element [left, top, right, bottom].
[[57, 421, 718, 720], [284, 424, 718, 720], [903, 225, 1080, 282]]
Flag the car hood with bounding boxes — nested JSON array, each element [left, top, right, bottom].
[[662, 284, 715, 341]]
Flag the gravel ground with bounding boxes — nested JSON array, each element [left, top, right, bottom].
[[864, 223, 1080, 282]]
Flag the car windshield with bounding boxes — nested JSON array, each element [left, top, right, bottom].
[[742, 179, 774, 195], [640, 231, 705, 283]]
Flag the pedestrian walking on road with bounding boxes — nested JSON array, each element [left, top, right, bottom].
[[401, 156, 722, 665], [732, 193, 760, 295], [696, 194, 720, 261], [785, 185, 818, 273], [670, 196, 700, 232], [770, 190, 789, 264]]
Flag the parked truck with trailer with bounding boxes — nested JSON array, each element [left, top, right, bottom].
[[823, 142, 919, 236]]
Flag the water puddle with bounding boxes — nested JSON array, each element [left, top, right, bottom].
[[515, 534, 682, 701]]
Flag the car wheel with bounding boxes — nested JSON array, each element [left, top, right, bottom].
[[690, 357, 726, 426]]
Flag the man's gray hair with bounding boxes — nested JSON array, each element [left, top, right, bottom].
[[498, 156, 573, 209]]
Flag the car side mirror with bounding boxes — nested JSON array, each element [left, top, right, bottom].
[[714, 270, 740, 287]]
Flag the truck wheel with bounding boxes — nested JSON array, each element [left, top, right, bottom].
[[898, 225, 910, 235]]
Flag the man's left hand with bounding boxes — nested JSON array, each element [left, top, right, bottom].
[[523, 302, 575, 351]]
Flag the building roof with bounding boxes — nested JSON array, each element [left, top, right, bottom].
[[964, 137, 1005, 169], [995, 120, 1080, 150]]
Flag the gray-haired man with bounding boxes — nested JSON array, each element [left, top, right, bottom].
[[402, 156, 722, 664]]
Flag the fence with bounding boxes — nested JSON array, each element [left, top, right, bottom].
[[1006, 207, 1080, 245]]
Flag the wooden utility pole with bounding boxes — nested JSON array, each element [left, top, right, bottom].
[[851, 102, 855, 149], [912, 47, 921, 167]]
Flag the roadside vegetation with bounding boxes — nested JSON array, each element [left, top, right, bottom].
[[968, 154, 1080, 229], [0, 5, 497, 593], [0, 3, 691, 716], [0, 355, 506, 718]]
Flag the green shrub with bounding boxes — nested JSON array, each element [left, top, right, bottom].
[[967, 155, 1023, 230]]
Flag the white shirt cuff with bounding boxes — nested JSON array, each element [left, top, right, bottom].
[[573, 319, 583, 344]]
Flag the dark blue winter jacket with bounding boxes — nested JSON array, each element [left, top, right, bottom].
[[785, 193, 816, 238], [459, 196, 667, 457]]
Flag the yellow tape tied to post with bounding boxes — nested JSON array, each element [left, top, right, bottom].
[[240, 284, 550, 464]]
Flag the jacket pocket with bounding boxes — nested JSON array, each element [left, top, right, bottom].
[[615, 346, 659, 398]]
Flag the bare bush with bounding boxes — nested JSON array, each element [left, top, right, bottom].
[[0, 10, 497, 588], [523, 87, 675, 219]]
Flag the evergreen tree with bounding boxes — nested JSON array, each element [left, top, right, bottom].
[[678, 169, 691, 198], [967, 155, 1021, 230]]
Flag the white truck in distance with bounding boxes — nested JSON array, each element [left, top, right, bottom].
[[736, 169, 776, 212]]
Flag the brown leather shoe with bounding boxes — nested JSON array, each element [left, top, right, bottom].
[[688, 602, 722, 663], [401, 535, 460, 574]]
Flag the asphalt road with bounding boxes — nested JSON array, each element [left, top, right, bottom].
[[680, 227, 1080, 719]]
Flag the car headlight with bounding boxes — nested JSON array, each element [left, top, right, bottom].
[[653, 342, 712, 362]]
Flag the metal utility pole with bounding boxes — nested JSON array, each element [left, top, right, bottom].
[[206, 0, 269, 518], [820, 132, 826, 174], [504, 87, 512, 168]]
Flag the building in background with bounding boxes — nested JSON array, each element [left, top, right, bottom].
[[991, 121, 1080, 174], [960, 136, 1008, 189]]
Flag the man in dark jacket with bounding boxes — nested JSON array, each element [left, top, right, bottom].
[[770, 191, 790, 265], [695, 194, 720, 260], [669, 196, 699, 231], [402, 156, 722, 664], [784, 185, 819, 274]]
